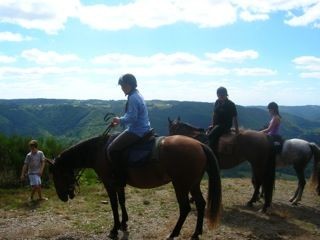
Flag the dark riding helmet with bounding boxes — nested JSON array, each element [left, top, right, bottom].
[[217, 86, 228, 96], [118, 73, 137, 89], [267, 102, 278, 111]]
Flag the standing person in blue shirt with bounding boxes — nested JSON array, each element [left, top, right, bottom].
[[107, 73, 151, 188]]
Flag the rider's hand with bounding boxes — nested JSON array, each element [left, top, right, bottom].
[[111, 117, 121, 126]]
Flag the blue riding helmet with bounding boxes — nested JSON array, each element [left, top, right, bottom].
[[118, 73, 137, 89]]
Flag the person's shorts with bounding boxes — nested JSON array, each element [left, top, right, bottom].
[[28, 174, 41, 186]]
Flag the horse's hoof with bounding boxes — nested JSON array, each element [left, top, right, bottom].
[[246, 202, 253, 207], [166, 235, 175, 240], [108, 231, 118, 240], [120, 223, 128, 232], [259, 206, 271, 214], [191, 236, 200, 240]]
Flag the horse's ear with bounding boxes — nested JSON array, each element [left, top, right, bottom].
[[168, 117, 172, 124], [177, 116, 181, 122]]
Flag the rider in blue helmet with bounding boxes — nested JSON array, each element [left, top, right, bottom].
[[107, 73, 151, 188]]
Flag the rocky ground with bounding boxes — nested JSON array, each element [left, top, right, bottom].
[[1, 178, 320, 240]]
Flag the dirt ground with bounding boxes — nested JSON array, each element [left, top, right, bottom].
[[0, 178, 320, 240]]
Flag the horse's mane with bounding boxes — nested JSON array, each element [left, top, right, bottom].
[[173, 120, 205, 132], [172, 119, 250, 135], [57, 135, 109, 167]]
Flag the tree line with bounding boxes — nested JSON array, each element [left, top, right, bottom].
[[0, 134, 64, 188]]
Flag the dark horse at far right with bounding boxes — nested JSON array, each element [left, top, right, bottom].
[[168, 117, 276, 212]]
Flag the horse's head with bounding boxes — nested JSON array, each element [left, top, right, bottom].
[[168, 117, 205, 136], [49, 155, 77, 202], [168, 116, 183, 135]]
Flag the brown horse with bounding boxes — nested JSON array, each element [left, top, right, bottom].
[[49, 134, 222, 240], [168, 117, 276, 212]]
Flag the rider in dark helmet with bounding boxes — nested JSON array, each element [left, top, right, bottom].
[[107, 73, 151, 188], [207, 86, 239, 157], [216, 87, 228, 97]]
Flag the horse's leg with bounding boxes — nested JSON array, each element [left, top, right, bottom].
[[168, 184, 191, 239], [190, 184, 206, 240], [289, 165, 300, 203], [247, 169, 261, 207], [261, 151, 276, 213], [106, 187, 121, 239], [117, 187, 128, 231], [290, 165, 306, 205]]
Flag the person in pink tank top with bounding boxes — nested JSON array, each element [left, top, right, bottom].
[[260, 102, 281, 136], [260, 102, 283, 153]]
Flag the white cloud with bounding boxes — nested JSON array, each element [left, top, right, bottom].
[[233, 68, 277, 76], [293, 56, 320, 69], [284, 2, 320, 27], [0, 31, 32, 41], [240, 11, 269, 22], [91, 51, 275, 76], [0, 0, 319, 33], [0, 0, 80, 34], [235, 0, 320, 27], [0, 66, 84, 79], [77, 0, 238, 30], [205, 48, 259, 63], [0, 55, 16, 63], [293, 56, 320, 78], [21, 49, 81, 65], [0, 50, 276, 79], [300, 72, 320, 78]]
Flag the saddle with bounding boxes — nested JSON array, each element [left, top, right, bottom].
[[267, 135, 284, 155], [109, 129, 163, 167]]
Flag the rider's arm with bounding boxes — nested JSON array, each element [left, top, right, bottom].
[[261, 117, 280, 134], [119, 94, 139, 126], [233, 116, 239, 134]]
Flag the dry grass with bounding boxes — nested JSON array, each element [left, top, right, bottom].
[[0, 178, 320, 240]]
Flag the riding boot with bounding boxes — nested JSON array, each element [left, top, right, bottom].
[[110, 151, 127, 188]]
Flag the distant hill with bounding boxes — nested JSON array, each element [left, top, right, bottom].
[[0, 99, 319, 144]]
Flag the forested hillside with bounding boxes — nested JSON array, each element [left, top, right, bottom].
[[1, 99, 320, 144], [1, 99, 320, 183]]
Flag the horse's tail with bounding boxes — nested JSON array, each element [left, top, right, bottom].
[[309, 142, 320, 195], [262, 144, 276, 210], [201, 143, 222, 229]]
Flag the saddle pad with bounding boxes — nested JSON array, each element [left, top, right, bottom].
[[127, 136, 165, 167]]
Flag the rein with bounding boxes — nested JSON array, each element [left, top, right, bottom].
[[73, 169, 84, 194], [73, 113, 115, 193], [102, 112, 116, 136]]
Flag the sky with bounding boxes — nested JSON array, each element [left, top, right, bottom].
[[0, 0, 320, 106]]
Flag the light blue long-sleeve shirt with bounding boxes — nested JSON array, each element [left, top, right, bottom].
[[120, 89, 151, 137]]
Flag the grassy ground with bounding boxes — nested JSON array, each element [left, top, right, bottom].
[[0, 178, 320, 240]]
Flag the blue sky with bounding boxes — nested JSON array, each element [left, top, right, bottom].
[[0, 0, 320, 106]]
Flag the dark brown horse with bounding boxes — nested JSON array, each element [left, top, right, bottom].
[[50, 134, 222, 240], [168, 117, 276, 212]]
